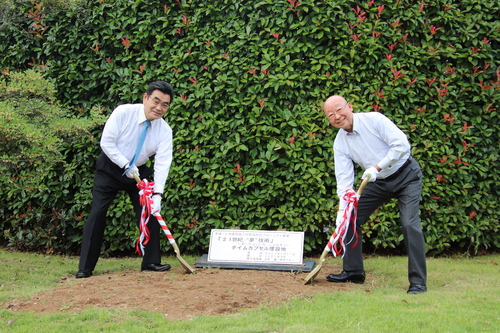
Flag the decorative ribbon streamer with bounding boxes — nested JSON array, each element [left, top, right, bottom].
[[325, 189, 361, 258], [135, 178, 155, 256]]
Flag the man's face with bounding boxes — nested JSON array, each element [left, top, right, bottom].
[[323, 97, 353, 132], [143, 90, 171, 121]]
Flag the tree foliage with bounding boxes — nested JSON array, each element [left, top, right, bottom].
[[0, 0, 499, 255]]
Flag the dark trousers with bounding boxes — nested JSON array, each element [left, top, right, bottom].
[[343, 157, 427, 286], [78, 152, 161, 272]]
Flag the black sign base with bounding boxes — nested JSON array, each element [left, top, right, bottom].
[[194, 254, 316, 272]]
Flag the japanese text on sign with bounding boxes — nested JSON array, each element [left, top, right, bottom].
[[207, 229, 304, 265]]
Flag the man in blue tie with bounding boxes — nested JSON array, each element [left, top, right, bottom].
[[76, 81, 174, 278]]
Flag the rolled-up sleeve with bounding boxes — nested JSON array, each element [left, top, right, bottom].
[[101, 107, 130, 169], [152, 124, 173, 194], [334, 140, 355, 207], [375, 115, 410, 171]]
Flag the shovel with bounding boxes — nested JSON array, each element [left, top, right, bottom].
[[304, 175, 370, 285], [132, 171, 195, 274], [152, 211, 196, 274]]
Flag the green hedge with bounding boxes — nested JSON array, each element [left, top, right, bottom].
[[0, 0, 499, 256]]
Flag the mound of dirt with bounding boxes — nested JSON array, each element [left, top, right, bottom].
[[6, 262, 369, 320]]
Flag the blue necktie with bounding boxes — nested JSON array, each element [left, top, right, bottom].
[[123, 120, 151, 175]]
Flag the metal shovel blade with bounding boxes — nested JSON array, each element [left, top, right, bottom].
[[304, 249, 329, 285], [171, 242, 196, 274]]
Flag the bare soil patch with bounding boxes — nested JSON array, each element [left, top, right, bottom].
[[7, 262, 364, 320]]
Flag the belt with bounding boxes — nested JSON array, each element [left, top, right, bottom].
[[380, 157, 412, 181]]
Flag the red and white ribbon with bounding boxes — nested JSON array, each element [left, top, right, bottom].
[[136, 179, 155, 256], [135, 179, 177, 256], [325, 189, 360, 258]]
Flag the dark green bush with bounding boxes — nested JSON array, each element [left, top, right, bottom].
[[0, 69, 107, 252], [0, 0, 498, 255]]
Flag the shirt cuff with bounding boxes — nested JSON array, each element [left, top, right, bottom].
[[117, 156, 129, 169], [154, 184, 165, 194], [377, 156, 392, 170]]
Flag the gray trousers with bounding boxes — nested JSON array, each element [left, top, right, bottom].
[[343, 157, 427, 286]]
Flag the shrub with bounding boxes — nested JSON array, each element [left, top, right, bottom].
[[0, 69, 106, 253], [0, 0, 498, 255]]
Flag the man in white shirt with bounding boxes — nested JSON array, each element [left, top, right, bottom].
[[76, 81, 174, 278], [323, 95, 427, 294]]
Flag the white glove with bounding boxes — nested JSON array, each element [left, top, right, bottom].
[[336, 210, 344, 228], [124, 164, 139, 179], [151, 195, 162, 213], [362, 167, 379, 182]]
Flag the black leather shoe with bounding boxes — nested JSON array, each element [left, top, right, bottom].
[[326, 270, 366, 284], [407, 284, 427, 294], [141, 263, 171, 272], [75, 270, 92, 278]]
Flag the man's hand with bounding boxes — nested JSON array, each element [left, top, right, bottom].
[[152, 195, 162, 213], [124, 164, 139, 179], [362, 167, 379, 182]]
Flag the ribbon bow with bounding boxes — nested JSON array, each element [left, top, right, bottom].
[[327, 189, 361, 257], [136, 178, 155, 256]]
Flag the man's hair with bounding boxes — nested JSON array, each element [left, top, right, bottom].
[[146, 81, 175, 102]]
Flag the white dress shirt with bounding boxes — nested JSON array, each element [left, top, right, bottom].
[[333, 112, 410, 200], [100, 103, 173, 193]]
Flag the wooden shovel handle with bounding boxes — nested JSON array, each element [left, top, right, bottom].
[[131, 170, 141, 183], [357, 174, 371, 196]]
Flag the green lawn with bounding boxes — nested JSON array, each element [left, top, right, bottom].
[[1, 249, 499, 332]]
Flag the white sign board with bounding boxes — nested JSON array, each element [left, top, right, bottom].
[[207, 229, 304, 265]]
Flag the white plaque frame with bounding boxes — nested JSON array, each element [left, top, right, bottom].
[[207, 229, 304, 265]]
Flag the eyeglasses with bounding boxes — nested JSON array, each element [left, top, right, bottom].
[[149, 96, 170, 110], [333, 101, 348, 115]]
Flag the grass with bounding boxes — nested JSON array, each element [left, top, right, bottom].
[[1, 248, 499, 332]]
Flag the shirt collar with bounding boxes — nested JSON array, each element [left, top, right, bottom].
[[137, 105, 148, 124], [342, 113, 359, 136]]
